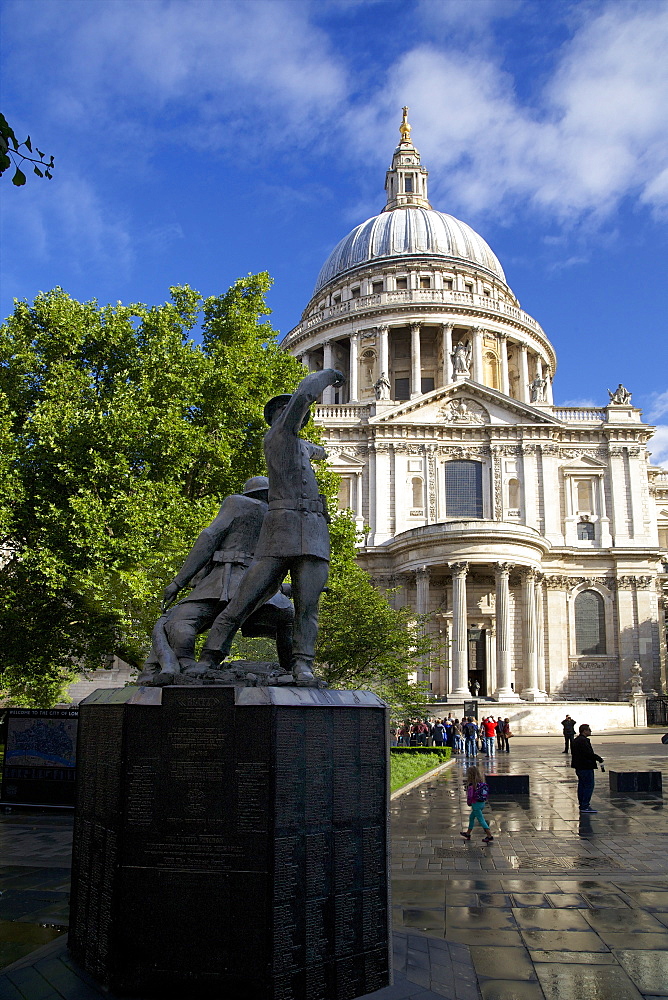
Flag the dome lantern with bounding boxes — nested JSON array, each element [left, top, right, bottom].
[[384, 107, 431, 212]]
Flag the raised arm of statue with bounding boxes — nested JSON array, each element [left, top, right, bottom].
[[280, 368, 346, 435]]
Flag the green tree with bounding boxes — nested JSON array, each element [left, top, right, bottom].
[[0, 277, 303, 704], [0, 112, 54, 186]]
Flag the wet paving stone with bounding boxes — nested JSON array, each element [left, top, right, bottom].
[[535, 961, 644, 1000], [518, 928, 611, 952], [593, 931, 668, 950], [479, 981, 546, 1000], [512, 907, 592, 931], [581, 907, 666, 933], [469, 946, 536, 981], [614, 948, 668, 995], [445, 907, 518, 931]]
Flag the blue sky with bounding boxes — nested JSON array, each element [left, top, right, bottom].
[[2, 0, 667, 462]]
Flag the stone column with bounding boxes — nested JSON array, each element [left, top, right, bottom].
[[522, 445, 538, 529], [609, 447, 630, 544], [494, 562, 515, 701], [449, 562, 471, 698], [415, 565, 431, 687], [349, 332, 359, 402], [545, 367, 554, 404], [370, 443, 391, 545], [442, 323, 453, 385], [536, 573, 547, 696], [378, 325, 390, 388], [519, 344, 529, 403], [322, 341, 334, 403], [472, 326, 484, 384], [486, 626, 497, 699], [520, 568, 545, 700], [499, 333, 510, 396], [410, 322, 421, 397]]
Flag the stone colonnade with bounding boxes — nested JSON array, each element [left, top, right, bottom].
[[297, 323, 554, 404], [405, 562, 548, 702]]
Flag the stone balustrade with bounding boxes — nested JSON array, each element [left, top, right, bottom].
[[554, 407, 607, 422], [287, 287, 545, 343]]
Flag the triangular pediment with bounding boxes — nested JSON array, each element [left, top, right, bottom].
[[326, 450, 365, 468], [368, 380, 563, 426], [561, 453, 608, 472]]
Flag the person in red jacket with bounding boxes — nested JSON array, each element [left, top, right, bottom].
[[482, 717, 497, 756]]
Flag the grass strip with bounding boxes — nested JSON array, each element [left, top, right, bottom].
[[390, 749, 450, 792]]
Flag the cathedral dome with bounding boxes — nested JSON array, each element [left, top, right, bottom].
[[313, 207, 506, 294]]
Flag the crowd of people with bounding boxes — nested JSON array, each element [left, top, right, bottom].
[[392, 715, 513, 755]]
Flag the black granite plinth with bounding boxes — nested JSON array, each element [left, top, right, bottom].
[[68, 685, 390, 999], [485, 773, 530, 795], [608, 770, 663, 794]]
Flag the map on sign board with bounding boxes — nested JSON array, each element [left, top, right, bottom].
[[5, 717, 77, 768]]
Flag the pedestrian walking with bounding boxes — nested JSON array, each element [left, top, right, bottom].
[[460, 764, 493, 842], [561, 714, 576, 754], [571, 723, 604, 813]]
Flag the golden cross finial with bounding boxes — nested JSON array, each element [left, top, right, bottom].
[[400, 106, 412, 143]]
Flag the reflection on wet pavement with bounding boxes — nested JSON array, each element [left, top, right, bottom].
[[390, 737, 668, 998], [0, 736, 666, 998]]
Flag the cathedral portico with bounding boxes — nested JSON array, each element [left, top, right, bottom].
[[283, 110, 667, 705]]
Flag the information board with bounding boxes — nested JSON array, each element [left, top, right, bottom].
[[0, 707, 78, 806]]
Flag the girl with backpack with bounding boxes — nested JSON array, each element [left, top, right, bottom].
[[460, 765, 493, 843]]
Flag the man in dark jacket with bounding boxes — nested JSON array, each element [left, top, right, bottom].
[[571, 724, 604, 813], [561, 715, 577, 753]]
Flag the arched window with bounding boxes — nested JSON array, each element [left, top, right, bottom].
[[575, 590, 606, 654], [577, 480, 593, 513], [412, 477, 423, 508], [508, 478, 520, 509], [445, 461, 483, 517], [577, 520, 595, 540]]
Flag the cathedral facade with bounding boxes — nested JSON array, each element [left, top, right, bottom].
[[283, 111, 668, 703]]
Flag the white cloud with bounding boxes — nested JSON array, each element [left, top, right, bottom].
[[557, 397, 599, 408], [646, 390, 668, 423], [5, 0, 347, 149], [648, 426, 668, 467], [2, 173, 134, 276], [354, 2, 668, 222]]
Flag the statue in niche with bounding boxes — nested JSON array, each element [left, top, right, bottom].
[[374, 371, 391, 400], [530, 375, 548, 403], [451, 340, 472, 376], [608, 384, 632, 405]]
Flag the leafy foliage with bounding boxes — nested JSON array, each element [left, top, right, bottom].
[[0, 277, 431, 709], [0, 278, 303, 704], [0, 112, 55, 186]]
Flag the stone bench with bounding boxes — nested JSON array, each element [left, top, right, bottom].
[[485, 773, 530, 795], [608, 770, 663, 794]]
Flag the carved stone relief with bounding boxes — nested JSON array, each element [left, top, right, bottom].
[[440, 398, 489, 424]]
